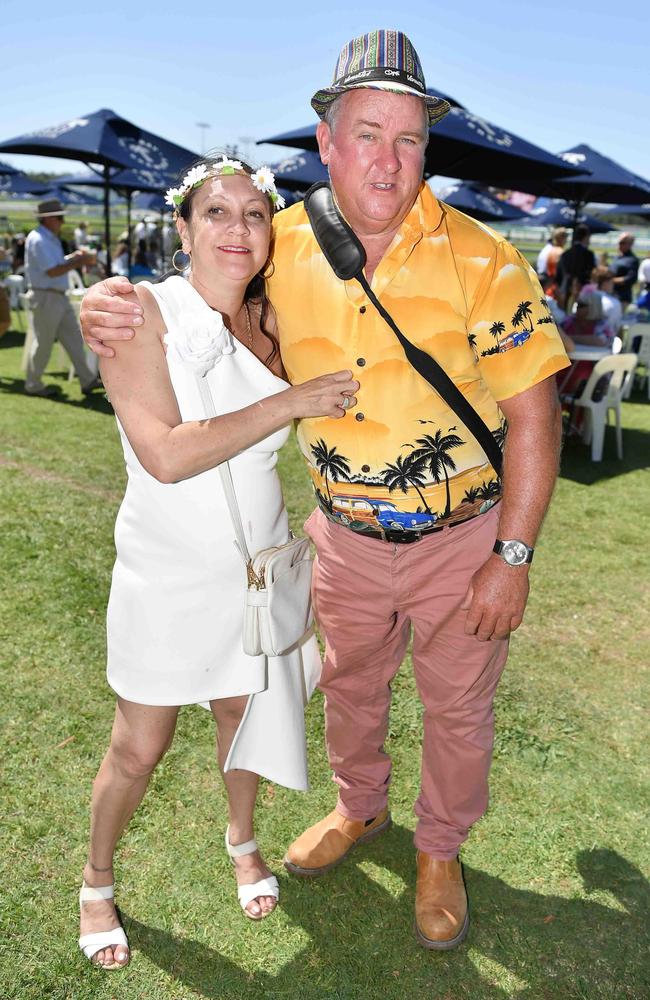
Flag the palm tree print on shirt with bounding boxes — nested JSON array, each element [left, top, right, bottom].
[[489, 321, 506, 343], [512, 301, 534, 333], [381, 453, 433, 513], [310, 439, 351, 509], [538, 297, 556, 324], [411, 430, 464, 519]]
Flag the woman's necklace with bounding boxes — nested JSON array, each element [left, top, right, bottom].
[[215, 301, 252, 349], [230, 301, 252, 349], [241, 302, 252, 349]]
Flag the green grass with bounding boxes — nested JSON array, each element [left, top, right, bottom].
[[1, 316, 649, 1000]]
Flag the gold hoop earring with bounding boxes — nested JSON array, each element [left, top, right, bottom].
[[262, 259, 275, 279], [172, 248, 190, 272]]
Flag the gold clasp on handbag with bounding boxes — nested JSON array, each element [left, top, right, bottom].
[[246, 560, 265, 589]]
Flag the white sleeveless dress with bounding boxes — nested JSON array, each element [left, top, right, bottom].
[[106, 275, 321, 790]]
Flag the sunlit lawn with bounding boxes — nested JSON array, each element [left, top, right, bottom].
[[1, 316, 648, 1000]]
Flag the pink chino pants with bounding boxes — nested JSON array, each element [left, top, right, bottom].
[[305, 505, 509, 860]]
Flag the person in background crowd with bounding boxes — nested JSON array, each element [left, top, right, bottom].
[[592, 266, 623, 334], [74, 220, 89, 250], [636, 253, 650, 311], [161, 218, 175, 263], [11, 233, 26, 273], [536, 226, 567, 282], [111, 233, 130, 277], [24, 199, 101, 397], [610, 233, 639, 305], [541, 274, 567, 326], [130, 239, 155, 278], [556, 223, 596, 309], [79, 29, 568, 952]]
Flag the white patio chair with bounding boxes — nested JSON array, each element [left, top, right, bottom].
[[567, 353, 637, 461], [621, 325, 650, 400]]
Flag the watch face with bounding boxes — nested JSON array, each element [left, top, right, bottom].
[[503, 540, 529, 565]]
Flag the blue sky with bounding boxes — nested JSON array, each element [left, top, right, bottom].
[[2, 0, 648, 190]]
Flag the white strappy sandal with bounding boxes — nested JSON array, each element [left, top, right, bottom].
[[225, 826, 279, 920], [78, 882, 129, 969]]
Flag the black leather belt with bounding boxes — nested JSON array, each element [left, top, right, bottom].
[[321, 503, 498, 544]]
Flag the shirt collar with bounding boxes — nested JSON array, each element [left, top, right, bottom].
[[399, 182, 445, 241]]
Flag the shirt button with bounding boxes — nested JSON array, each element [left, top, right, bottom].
[[359, 305, 366, 314], [362, 464, 370, 473], [356, 357, 366, 367], [355, 412, 364, 422]]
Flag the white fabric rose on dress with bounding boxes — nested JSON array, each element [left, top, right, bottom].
[[164, 311, 234, 377]]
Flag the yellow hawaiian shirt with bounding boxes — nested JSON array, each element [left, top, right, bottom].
[[269, 183, 569, 534]]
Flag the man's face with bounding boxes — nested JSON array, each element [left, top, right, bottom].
[[620, 237, 634, 254], [43, 215, 64, 234], [316, 89, 428, 238]]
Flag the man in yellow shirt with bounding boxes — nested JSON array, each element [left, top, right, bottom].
[[80, 29, 568, 951]]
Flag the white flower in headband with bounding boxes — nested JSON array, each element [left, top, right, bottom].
[[183, 163, 209, 188], [251, 166, 275, 194], [251, 167, 285, 211], [165, 157, 286, 212], [217, 155, 243, 174], [164, 187, 182, 207]]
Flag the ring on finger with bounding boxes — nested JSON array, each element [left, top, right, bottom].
[[341, 395, 351, 409]]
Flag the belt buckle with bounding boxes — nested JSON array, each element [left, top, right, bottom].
[[384, 528, 422, 544]]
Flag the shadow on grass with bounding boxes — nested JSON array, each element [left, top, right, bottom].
[[124, 827, 649, 1000], [0, 329, 26, 349], [560, 426, 650, 484], [0, 374, 113, 415]]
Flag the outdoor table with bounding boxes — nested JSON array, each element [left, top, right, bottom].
[[558, 344, 611, 396], [568, 345, 611, 362]]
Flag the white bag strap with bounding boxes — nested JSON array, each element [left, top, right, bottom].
[[195, 374, 251, 565]]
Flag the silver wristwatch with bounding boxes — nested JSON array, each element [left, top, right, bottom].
[[493, 539, 534, 566]]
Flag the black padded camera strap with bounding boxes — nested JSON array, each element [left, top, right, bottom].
[[304, 183, 503, 476]]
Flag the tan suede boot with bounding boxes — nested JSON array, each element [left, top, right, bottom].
[[284, 807, 391, 876], [414, 853, 469, 950]]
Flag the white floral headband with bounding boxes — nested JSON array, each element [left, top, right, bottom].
[[165, 156, 286, 212]]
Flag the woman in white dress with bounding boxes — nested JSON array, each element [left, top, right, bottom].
[[78, 156, 359, 969]]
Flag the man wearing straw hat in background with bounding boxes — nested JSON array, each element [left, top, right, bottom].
[[24, 198, 100, 397], [80, 29, 568, 950]]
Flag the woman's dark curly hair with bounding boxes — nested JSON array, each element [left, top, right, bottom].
[[175, 154, 279, 365]]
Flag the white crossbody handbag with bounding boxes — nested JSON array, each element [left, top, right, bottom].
[[196, 374, 314, 658]]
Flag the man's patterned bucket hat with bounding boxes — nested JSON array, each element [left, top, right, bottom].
[[311, 29, 451, 128]]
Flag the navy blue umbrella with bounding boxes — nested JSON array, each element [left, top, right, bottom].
[[259, 90, 581, 193], [57, 168, 173, 268], [437, 182, 529, 223], [0, 160, 48, 195], [527, 199, 616, 234], [594, 203, 650, 219], [551, 144, 650, 210], [39, 185, 104, 207], [0, 110, 197, 271], [270, 151, 328, 192], [132, 191, 168, 213]]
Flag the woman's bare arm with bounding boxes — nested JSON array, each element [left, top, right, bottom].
[[100, 286, 358, 484]]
